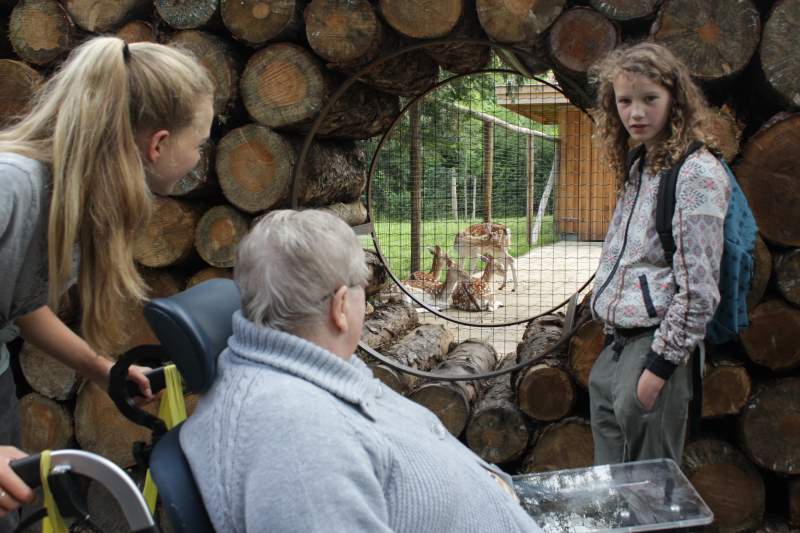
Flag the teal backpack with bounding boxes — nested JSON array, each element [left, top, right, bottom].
[[653, 141, 758, 344]]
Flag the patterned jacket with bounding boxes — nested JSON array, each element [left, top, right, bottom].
[[591, 147, 731, 378]]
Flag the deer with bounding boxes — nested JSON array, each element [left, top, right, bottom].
[[409, 245, 444, 284], [453, 222, 517, 292], [451, 254, 505, 312], [400, 249, 470, 312]]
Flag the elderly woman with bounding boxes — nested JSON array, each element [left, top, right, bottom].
[[180, 210, 542, 533]]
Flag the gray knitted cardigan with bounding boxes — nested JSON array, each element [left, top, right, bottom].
[[181, 311, 543, 533]]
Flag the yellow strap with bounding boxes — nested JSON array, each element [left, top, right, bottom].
[[40, 450, 68, 533], [143, 365, 188, 513]]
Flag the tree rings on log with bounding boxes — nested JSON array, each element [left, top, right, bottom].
[[740, 299, 800, 371], [520, 417, 594, 473], [379, 0, 462, 39], [195, 205, 250, 268], [133, 197, 202, 268], [568, 319, 605, 389], [220, 0, 305, 47], [19, 342, 80, 401], [760, 0, 800, 108], [0, 59, 43, 127], [548, 7, 619, 76], [304, 0, 383, 67], [156, 0, 219, 30], [63, 0, 149, 32], [19, 393, 73, 453], [116, 20, 156, 43], [9, 0, 73, 65], [701, 360, 752, 419], [476, 0, 565, 45]]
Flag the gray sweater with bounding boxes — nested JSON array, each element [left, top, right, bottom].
[[181, 311, 543, 533]]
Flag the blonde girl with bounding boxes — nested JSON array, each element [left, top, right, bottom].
[[0, 36, 214, 526], [587, 42, 731, 465]]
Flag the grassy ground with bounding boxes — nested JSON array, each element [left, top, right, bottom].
[[366, 215, 556, 278]]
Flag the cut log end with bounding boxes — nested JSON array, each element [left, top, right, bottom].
[[379, 0, 462, 39], [740, 300, 800, 372], [0, 59, 43, 127], [9, 0, 73, 65], [133, 197, 201, 268], [549, 7, 619, 75], [19, 393, 74, 453], [760, 0, 800, 108], [520, 417, 594, 473], [408, 383, 471, 437], [221, 0, 304, 47], [195, 205, 250, 268], [466, 405, 529, 465]]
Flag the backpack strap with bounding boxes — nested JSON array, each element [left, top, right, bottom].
[[656, 141, 705, 267], [626, 144, 646, 175]]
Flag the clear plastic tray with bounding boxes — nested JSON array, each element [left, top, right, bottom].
[[513, 459, 713, 532]]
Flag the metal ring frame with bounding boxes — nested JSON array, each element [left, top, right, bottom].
[[290, 38, 597, 380]]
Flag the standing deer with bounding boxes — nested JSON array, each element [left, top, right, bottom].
[[453, 223, 517, 292], [451, 254, 505, 311], [401, 250, 470, 311]]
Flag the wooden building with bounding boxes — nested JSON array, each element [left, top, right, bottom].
[[497, 82, 616, 241]]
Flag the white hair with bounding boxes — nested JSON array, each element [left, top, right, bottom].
[[235, 209, 368, 333]]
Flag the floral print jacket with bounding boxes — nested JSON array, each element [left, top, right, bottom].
[[591, 147, 731, 377]]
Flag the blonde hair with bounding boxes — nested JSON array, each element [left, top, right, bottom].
[[589, 42, 718, 190], [0, 37, 214, 354]]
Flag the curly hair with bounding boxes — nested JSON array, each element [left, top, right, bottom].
[[589, 42, 718, 191]]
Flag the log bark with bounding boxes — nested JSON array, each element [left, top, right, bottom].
[[366, 324, 453, 393], [304, 0, 439, 96], [567, 319, 605, 389], [360, 301, 419, 350], [133, 196, 202, 268], [63, 0, 150, 32], [294, 138, 367, 206], [19, 342, 80, 401], [408, 339, 497, 437], [425, 0, 492, 75], [549, 7, 620, 76], [220, 0, 305, 48], [364, 249, 389, 298], [168, 31, 242, 123], [115, 269, 185, 355], [774, 249, 800, 307], [588, 0, 659, 21], [519, 416, 594, 473], [156, 0, 219, 30], [194, 205, 250, 268], [515, 314, 575, 422], [650, 0, 761, 81], [75, 382, 158, 467], [116, 20, 156, 42], [465, 356, 531, 465], [740, 299, 800, 371], [9, 0, 74, 65], [378, 0, 462, 39], [759, 0, 800, 108], [789, 478, 800, 529], [316, 200, 368, 227], [240, 42, 400, 138], [186, 266, 233, 288], [18, 393, 73, 453], [701, 357, 752, 419], [748, 235, 772, 309], [735, 113, 800, 247], [739, 377, 800, 475], [476, 0, 565, 45], [0, 59, 43, 127], [170, 140, 218, 198], [682, 438, 765, 532]]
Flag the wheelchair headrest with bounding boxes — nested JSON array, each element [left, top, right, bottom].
[[144, 279, 240, 393]]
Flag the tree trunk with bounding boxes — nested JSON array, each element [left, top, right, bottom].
[[18, 393, 74, 453], [19, 342, 80, 401], [568, 319, 605, 389], [75, 382, 158, 467], [115, 270, 185, 355], [9, 0, 74, 65], [133, 197, 202, 268], [364, 249, 389, 298], [0, 59, 43, 127], [515, 314, 575, 422], [774, 249, 800, 307], [759, 0, 800, 108], [168, 31, 243, 124], [748, 235, 772, 309], [408, 339, 497, 437], [63, 0, 150, 32], [378, 0, 462, 39], [366, 324, 453, 393], [361, 301, 419, 350], [740, 299, 800, 371], [240, 42, 400, 139], [701, 357, 752, 419], [424, 0, 492, 75], [317, 200, 368, 227], [186, 266, 233, 288], [220, 0, 305, 48], [465, 356, 531, 465], [651, 0, 761, 82], [682, 438, 765, 533], [739, 377, 800, 475], [156, 0, 220, 30], [735, 113, 800, 247], [194, 205, 251, 268], [475, 0, 565, 45], [549, 7, 620, 77], [519, 416, 594, 473], [589, 0, 659, 21], [116, 20, 157, 42]]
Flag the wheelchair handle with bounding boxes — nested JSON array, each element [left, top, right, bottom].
[[9, 453, 40, 488]]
